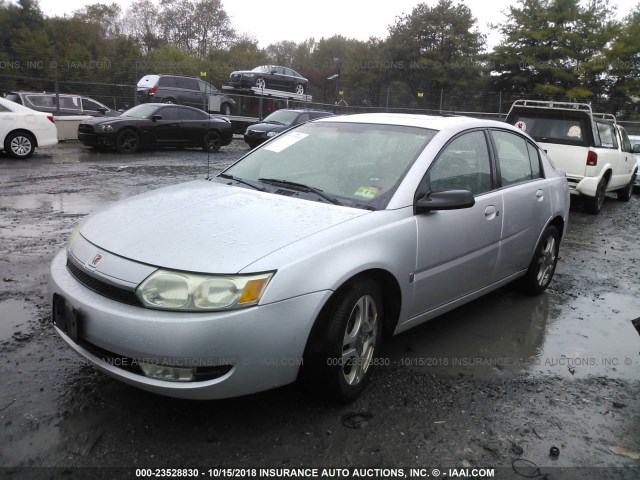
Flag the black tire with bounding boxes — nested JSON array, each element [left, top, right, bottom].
[[255, 77, 266, 90], [203, 131, 221, 152], [522, 225, 560, 295], [583, 176, 607, 214], [220, 103, 232, 116], [115, 129, 140, 154], [162, 97, 176, 104], [617, 172, 635, 202], [5, 131, 35, 159], [295, 83, 305, 95], [302, 277, 383, 402]]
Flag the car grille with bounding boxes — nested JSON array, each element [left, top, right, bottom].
[[67, 258, 142, 307], [78, 124, 94, 134]]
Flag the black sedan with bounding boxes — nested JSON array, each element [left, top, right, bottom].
[[228, 65, 308, 95], [244, 109, 333, 148], [77, 103, 234, 153]]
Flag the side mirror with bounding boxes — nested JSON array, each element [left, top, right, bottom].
[[415, 190, 475, 214], [633, 144, 640, 153], [151, 114, 163, 121]]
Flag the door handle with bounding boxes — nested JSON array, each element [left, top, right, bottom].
[[536, 189, 544, 202], [484, 205, 498, 220]]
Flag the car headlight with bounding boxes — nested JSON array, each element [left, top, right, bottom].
[[136, 270, 274, 311], [67, 228, 80, 251], [266, 131, 279, 137], [96, 124, 113, 132], [243, 73, 255, 78]]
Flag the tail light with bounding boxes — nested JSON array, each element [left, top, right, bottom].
[[149, 85, 158, 96], [47, 115, 55, 124], [586, 151, 598, 166]]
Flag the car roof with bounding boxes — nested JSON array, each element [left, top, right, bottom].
[[315, 113, 517, 132]]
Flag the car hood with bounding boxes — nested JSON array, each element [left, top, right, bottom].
[[247, 122, 288, 133], [80, 116, 141, 126], [79, 180, 368, 273]]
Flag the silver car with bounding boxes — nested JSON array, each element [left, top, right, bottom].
[[49, 114, 570, 401]]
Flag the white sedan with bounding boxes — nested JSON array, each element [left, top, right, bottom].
[[0, 96, 58, 159]]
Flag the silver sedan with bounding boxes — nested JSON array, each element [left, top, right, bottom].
[[49, 114, 570, 401]]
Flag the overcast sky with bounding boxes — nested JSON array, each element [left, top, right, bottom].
[[34, 0, 640, 50]]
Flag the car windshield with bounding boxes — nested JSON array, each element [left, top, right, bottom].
[[122, 104, 160, 118], [262, 110, 300, 126], [223, 121, 436, 210]]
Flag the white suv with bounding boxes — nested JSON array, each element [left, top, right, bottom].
[[506, 100, 637, 213]]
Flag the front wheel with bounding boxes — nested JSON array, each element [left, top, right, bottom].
[[220, 103, 232, 116], [521, 225, 560, 295], [203, 131, 221, 152], [617, 172, 635, 202], [583, 177, 607, 214], [255, 77, 266, 90], [295, 84, 305, 95], [115, 129, 140, 153], [302, 277, 383, 402]]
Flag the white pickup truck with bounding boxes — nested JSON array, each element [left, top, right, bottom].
[[506, 100, 637, 214]]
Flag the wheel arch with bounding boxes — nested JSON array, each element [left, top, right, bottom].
[[300, 269, 401, 362], [6, 128, 38, 147]]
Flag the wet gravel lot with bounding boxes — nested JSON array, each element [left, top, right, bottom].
[[0, 141, 639, 480]]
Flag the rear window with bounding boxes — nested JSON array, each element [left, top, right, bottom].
[[137, 75, 159, 87], [509, 111, 591, 147]]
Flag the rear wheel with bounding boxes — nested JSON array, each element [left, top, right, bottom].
[[220, 103, 232, 116], [203, 131, 221, 152], [302, 277, 383, 402], [295, 84, 305, 95], [522, 225, 560, 295], [115, 129, 140, 153], [617, 172, 635, 201], [5, 131, 35, 159], [255, 77, 266, 90], [162, 98, 176, 104], [583, 176, 607, 214]]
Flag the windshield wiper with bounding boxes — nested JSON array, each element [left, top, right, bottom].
[[258, 178, 343, 205], [218, 173, 268, 192]]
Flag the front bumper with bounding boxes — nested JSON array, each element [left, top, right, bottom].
[[77, 131, 116, 148], [48, 249, 330, 400]]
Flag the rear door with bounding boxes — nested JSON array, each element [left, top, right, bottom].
[[490, 129, 552, 279], [412, 129, 503, 316], [179, 107, 208, 146], [175, 77, 203, 109]]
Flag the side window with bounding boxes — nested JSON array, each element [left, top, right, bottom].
[[158, 107, 180, 121], [82, 98, 104, 111], [596, 122, 617, 148], [619, 127, 632, 152], [493, 130, 534, 186], [429, 130, 492, 196], [176, 77, 199, 90], [526, 142, 542, 179], [295, 113, 310, 124], [181, 107, 206, 121], [158, 76, 176, 88]]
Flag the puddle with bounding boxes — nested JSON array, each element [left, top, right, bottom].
[[0, 191, 129, 215], [384, 288, 640, 380], [530, 292, 640, 379], [0, 299, 32, 343]]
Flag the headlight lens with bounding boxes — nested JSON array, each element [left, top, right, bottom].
[[96, 124, 113, 132], [266, 131, 279, 137], [67, 228, 80, 251], [136, 270, 274, 311]]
